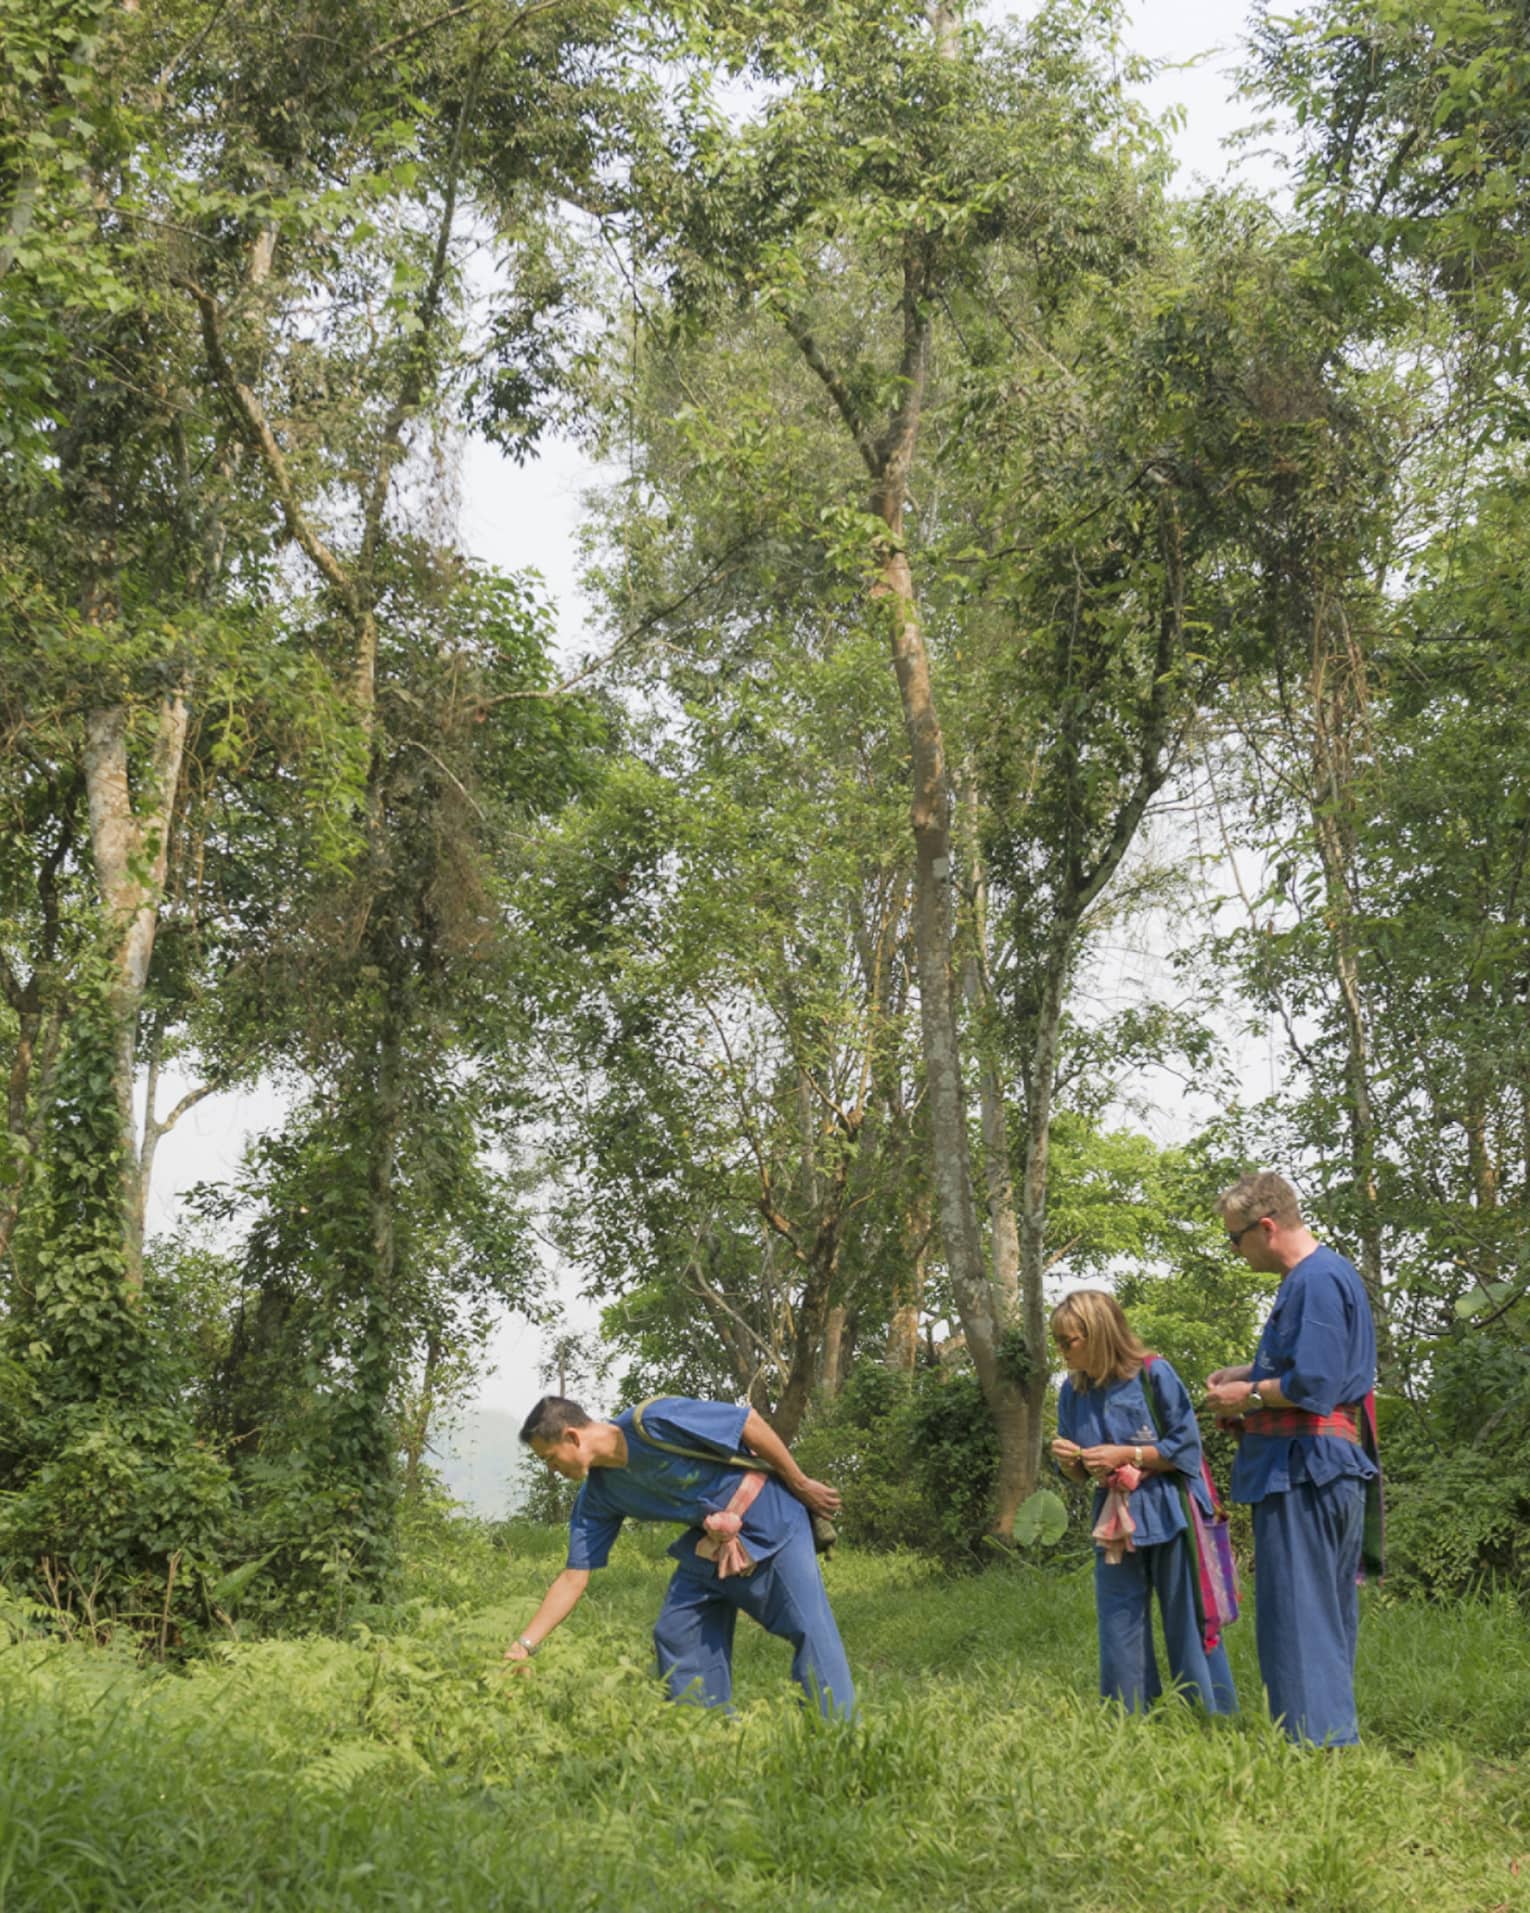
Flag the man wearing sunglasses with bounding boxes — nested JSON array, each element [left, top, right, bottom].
[[1205, 1171, 1379, 1747]]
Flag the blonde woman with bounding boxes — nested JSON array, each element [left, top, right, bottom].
[[1051, 1290, 1237, 1715]]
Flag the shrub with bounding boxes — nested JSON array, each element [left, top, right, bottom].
[[795, 1364, 1002, 1565], [0, 1400, 234, 1639], [1374, 1336, 1530, 1599]]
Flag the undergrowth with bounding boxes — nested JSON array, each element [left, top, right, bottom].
[[0, 1516, 1526, 1911]]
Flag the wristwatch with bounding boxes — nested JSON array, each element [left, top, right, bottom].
[[1245, 1388, 1266, 1412], [516, 1635, 538, 1656]]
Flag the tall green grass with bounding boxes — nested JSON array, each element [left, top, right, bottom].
[[1, 1524, 1525, 1910]]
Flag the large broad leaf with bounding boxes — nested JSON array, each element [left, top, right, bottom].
[[1454, 1280, 1521, 1320], [208, 1551, 277, 1611], [1011, 1489, 1068, 1549]]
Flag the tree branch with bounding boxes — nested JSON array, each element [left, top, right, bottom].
[[779, 309, 883, 477], [178, 277, 362, 618]]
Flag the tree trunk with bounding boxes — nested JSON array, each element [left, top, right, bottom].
[[821, 1304, 848, 1398], [82, 692, 190, 1289], [780, 44, 1028, 1522], [887, 1186, 928, 1371], [1014, 951, 1070, 1508], [343, 958, 406, 1577], [135, 1029, 218, 1258], [771, 1216, 841, 1442], [960, 814, 1041, 1508], [686, 1238, 780, 1405], [879, 541, 1031, 1528], [960, 795, 1021, 1316]]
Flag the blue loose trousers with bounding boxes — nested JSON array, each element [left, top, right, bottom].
[[1094, 1538, 1238, 1715], [652, 1514, 855, 1721], [1252, 1475, 1364, 1746]]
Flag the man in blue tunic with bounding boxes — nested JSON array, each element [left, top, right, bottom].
[[505, 1394, 855, 1719], [1206, 1171, 1379, 1746]]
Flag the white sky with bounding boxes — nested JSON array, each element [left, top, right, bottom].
[[145, 0, 1290, 1505]]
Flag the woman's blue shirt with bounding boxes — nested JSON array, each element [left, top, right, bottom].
[[1056, 1357, 1213, 1549]]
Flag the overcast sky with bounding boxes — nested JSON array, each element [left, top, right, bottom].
[[146, 1, 1290, 1503]]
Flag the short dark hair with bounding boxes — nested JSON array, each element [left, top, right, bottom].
[[520, 1395, 593, 1445]]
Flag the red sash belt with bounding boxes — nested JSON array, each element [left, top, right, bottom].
[[1243, 1403, 1360, 1442], [695, 1470, 767, 1578]]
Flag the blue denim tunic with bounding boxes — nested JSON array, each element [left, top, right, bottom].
[[1230, 1246, 1379, 1504], [1058, 1358, 1213, 1547]]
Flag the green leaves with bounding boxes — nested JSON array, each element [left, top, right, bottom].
[[207, 1551, 279, 1614], [1011, 1488, 1069, 1548], [1454, 1279, 1523, 1321]]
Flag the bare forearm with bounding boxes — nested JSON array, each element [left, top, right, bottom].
[[509, 1567, 589, 1657], [741, 1409, 841, 1517], [742, 1410, 803, 1486]]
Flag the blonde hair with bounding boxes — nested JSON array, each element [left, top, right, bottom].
[[1216, 1170, 1303, 1234], [1050, 1289, 1147, 1390]]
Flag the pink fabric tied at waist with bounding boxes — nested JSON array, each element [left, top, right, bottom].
[[1091, 1463, 1144, 1565], [695, 1469, 768, 1578]]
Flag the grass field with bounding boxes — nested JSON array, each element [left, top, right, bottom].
[[1, 1521, 1527, 1911]]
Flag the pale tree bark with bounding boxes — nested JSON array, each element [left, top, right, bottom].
[[180, 57, 474, 733], [748, 1061, 856, 1441], [0, 0, 111, 281], [341, 953, 408, 1544], [0, 173, 39, 284], [82, 691, 191, 1288], [680, 1215, 790, 1405], [873, 315, 1033, 1523], [770, 1205, 845, 1442], [886, 1198, 928, 1371], [1014, 953, 1068, 1485], [179, 91, 472, 1499], [698, 870, 899, 1437], [820, 1304, 849, 1396], [1461, 976, 1498, 1269]]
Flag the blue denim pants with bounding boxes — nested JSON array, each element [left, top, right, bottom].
[[1094, 1535, 1239, 1714], [1252, 1475, 1365, 1745], [652, 1514, 855, 1720]]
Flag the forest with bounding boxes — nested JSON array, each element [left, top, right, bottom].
[[2, 0, 1529, 1903]]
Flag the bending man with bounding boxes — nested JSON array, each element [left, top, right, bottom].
[[1206, 1171, 1379, 1746], [506, 1394, 855, 1719]]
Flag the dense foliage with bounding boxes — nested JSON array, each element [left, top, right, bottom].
[[4, 0, 1530, 1630]]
